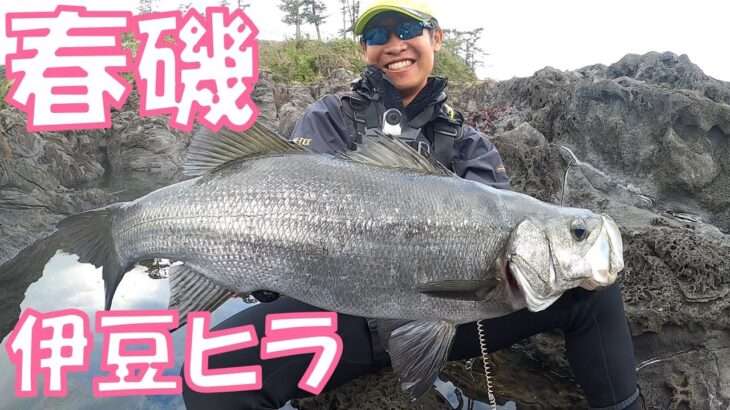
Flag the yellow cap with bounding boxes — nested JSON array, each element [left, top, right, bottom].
[[354, 0, 435, 36]]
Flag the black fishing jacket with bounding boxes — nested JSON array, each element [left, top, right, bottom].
[[290, 65, 511, 190]]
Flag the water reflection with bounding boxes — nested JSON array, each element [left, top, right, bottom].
[[0, 237, 249, 410], [137, 259, 172, 280]]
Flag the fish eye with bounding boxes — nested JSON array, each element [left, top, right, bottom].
[[570, 217, 588, 241]]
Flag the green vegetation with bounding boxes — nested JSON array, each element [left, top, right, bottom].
[[121, 33, 141, 84], [442, 28, 486, 72], [260, 39, 365, 83], [432, 45, 478, 83], [259, 38, 477, 84]]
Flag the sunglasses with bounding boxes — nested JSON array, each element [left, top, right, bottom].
[[362, 20, 435, 46]]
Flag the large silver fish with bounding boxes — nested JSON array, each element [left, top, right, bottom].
[[57, 123, 624, 400]]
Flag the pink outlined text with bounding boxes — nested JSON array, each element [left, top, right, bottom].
[[4, 5, 259, 133], [4, 308, 343, 397], [93, 310, 181, 396], [260, 312, 343, 395], [5, 6, 132, 131]]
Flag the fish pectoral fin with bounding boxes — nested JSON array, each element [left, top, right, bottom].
[[168, 264, 235, 330], [416, 279, 496, 301], [183, 122, 305, 177], [387, 320, 456, 402]]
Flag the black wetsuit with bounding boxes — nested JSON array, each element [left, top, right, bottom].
[[181, 67, 640, 410]]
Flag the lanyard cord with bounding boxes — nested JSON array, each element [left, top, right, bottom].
[[477, 319, 497, 409]]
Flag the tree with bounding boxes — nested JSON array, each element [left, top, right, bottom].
[[302, 0, 327, 41], [339, 0, 346, 39], [279, 0, 305, 41], [338, 0, 359, 40], [443, 28, 487, 70]]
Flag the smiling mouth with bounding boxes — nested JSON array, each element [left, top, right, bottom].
[[387, 60, 414, 70]]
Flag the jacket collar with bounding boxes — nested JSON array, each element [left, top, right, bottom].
[[351, 65, 450, 127]]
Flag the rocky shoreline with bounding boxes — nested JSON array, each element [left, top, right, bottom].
[[0, 51, 728, 409]]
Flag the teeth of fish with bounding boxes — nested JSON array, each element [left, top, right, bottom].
[[388, 60, 413, 70]]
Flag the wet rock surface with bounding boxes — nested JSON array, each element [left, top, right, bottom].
[[0, 107, 113, 263], [0, 90, 193, 264], [1, 52, 728, 409]]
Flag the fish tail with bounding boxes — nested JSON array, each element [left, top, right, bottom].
[[56, 203, 129, 310]]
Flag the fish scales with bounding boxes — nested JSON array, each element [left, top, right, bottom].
[[56, 124, 624, 401], [112, 153, 514, 323]]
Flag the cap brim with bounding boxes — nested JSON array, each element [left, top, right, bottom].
[[354, 6, 432, 36]]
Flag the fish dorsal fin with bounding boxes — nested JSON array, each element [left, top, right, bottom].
[[168, 264, 235, 329], [338, 131, 454, 176], [387, 320, 457, 402], [184, 123, 305, 177], [416, 279, 497, 301]]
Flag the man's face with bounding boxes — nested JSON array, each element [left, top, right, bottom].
[[360, 13, 443, 100]]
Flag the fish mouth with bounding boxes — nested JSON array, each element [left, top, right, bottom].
[[501, 261, 527, 310], [507, 260, 561, 312], [579, 218, 620, 290]]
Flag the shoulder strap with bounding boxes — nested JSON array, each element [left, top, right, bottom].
[[340, 91, 380, 145], [424, 103, 464, 169], [339, 90, 464, 170]]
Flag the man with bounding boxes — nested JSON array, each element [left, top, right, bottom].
[[182, 1, 640, 409]]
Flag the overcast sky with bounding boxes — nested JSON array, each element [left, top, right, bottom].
[[1, 0, 728, 82]]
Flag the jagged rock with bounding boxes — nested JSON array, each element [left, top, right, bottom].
[[107, 109, 192, 174], [276, 86, 315, 137], [496, 122, 546, 147], [0, 107, 114, 262], [0, 89, 193, 263], [252, 70, 280, 130], [605, 52, 730, 105], [490, 133, 565, 204], [311, 68, 358, 97], [454, 51, 730, 233]]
